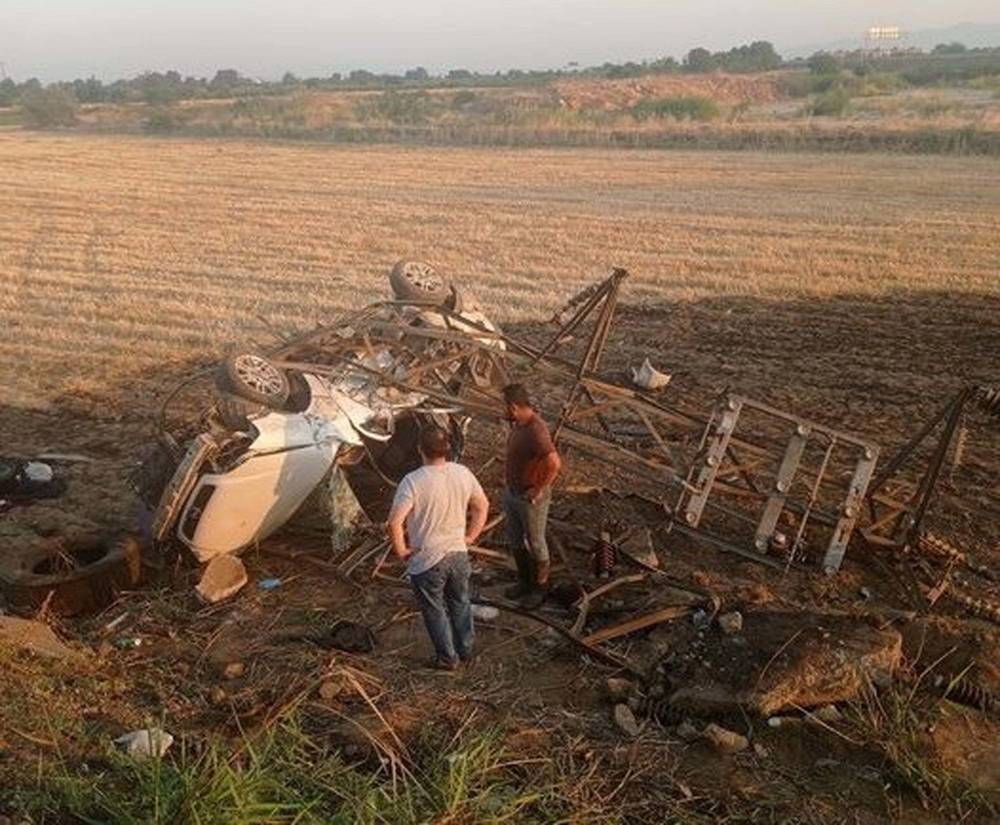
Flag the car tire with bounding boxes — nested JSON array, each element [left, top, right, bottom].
[[389, 260, 451, 304], [219, 351, 290, 407]]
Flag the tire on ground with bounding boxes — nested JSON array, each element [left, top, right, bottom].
[[389, 260, 451, 304], [218, 351, 290, 407]]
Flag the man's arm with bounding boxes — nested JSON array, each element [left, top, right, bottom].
[[386, 498, 414, 561], [465, 486, 490, 546], [527, 451, 561, 503]]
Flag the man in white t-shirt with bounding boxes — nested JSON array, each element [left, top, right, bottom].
[[387, 425, 489, 670]]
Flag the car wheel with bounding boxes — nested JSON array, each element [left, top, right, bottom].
[[389, 260, 451, 304], [220, 352, 290, 407]]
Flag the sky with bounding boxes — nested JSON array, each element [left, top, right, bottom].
[[1, 1, 997, 82]]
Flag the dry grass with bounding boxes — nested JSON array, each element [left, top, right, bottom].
[[1, 131, 999, 410]]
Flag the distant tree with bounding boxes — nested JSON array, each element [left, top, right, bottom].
[[70, 76, 105, 104], [282, 71, 300, 85], [807, 51, 840, 75], [606, 61, 645, 78], [0, 77, 18, 107], [685, 47, 716, 73], [447, 68, 473, 81], [210, 69, 242, 90], [405, 66, 429, 81], [328, 72, 343, 83], [932, 42, 967, 55], [649, 56, 680, 73], [744, 40, 782, 71], [20, 85, 79, 127], [348, 69, 376, 85]]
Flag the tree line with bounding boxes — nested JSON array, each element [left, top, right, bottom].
[[4, 38, 999, 129]]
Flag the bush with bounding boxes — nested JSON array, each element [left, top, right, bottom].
[[19, 86, 79, 128], [356, 90, 438, 124], [809, 87, 852, 117], [632, 96, 720, 121], [144, 107, 183, 133], [808, 52, 840, 75]]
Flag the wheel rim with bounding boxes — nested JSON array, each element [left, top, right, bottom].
[[233, 355, 285, 397], [403, 262, 443, 292]]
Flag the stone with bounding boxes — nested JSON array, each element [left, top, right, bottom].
[[702, 723, 749, 754], [195, 556, 248, 604], [754, 743, 770, 758], [613, 703, 641, 737], [605, 677, 634, 701], [676, 721, 700, 742], [810, 704, 843, 723], [223, 661, 245, 680], [620, 528, 660, 569], [718, 611, 743, 635], [318, 680, 343, 701], [210, 686, 228, 705], [0, 616, 87, 663]]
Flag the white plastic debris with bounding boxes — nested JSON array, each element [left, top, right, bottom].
[[115, 728, 174, 760], [471, 604, 500, 621], [718, 611, 744, 635], [630, 358, 672, 391], [24, 461, 54, 483]]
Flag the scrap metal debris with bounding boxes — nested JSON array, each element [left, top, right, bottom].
[[124, 261, 996, 686]]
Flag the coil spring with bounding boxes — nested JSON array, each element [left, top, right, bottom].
[[641, 696, 690, 726], [939, 677, 1000, 718], [948, 587, 1000, 625], [974, 385, 1000, 420], [592, 538, 617, 578]]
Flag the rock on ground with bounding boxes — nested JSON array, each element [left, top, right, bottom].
[[0, 615, 87, 663], [196, 556, 248, 604], [614, 703, 641, 737], [702, 723, 749, 753]]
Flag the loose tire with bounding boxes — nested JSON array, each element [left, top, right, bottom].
[[219, 351, 290, 407], [389, 260, 451, 304]]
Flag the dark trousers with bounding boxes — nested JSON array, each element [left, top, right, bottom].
[[410, 552, 474, 663]]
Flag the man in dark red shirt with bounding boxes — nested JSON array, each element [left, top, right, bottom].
[[501, 383, 562, 608]]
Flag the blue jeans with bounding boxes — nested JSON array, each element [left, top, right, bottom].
[[410, 552, 474, 663]]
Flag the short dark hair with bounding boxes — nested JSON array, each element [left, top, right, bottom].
[[419, 425, 451, 459], [502, 383, 532, 407]]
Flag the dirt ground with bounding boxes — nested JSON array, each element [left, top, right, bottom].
[[2, 291, 998, 822], [1, 136, 998, 821]]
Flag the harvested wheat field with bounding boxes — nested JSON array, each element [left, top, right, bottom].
[[2, 131, 998, 409], [2, 132, 1000, 822]]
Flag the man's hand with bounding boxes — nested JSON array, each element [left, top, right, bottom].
[[387, 499, 414, 563]]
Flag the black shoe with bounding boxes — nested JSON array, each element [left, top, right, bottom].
[[426, 656, 460, 672], [503, 580, 531, 599], [518, 588, 546, 610]]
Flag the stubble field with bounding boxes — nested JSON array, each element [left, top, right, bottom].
[[2, 131, 998, 412]]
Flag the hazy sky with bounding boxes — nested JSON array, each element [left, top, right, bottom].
[[1, 1, 997, 82]]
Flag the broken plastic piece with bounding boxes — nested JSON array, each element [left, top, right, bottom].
[[630, 358, 671, 391], [115, 728, 174, 759], [471, 604, 500, 621]]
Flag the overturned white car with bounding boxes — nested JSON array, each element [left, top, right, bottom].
[[135, 262, 506, 562]]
